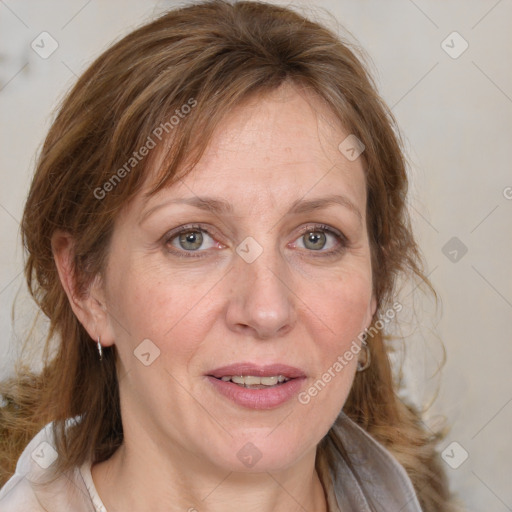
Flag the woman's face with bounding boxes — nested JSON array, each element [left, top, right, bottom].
[[97, 83, 376, 472]]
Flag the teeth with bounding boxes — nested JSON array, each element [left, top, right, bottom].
[[219, 375, 290, 386]]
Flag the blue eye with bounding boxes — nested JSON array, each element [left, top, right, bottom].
[[163, 223, 348, 258], [292, 224, 348, 256], [164, 224, 217, 257], [298, 229, 331, 251]]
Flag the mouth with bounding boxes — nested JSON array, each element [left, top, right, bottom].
[[208, 363, 305, 382], [212, 374, 291, 389], [206, 363, 306, 409]]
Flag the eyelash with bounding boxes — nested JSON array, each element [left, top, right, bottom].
[[163, 223, 349, 259]]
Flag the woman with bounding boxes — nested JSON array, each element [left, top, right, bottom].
[[0, 1, 462, 510]]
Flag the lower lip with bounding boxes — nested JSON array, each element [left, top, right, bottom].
[[206, 376, 306, 409]]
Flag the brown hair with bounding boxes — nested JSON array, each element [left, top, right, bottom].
[[1, 1, 461, 510]]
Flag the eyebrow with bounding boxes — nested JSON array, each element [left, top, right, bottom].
[[139, 193, 362, 225]]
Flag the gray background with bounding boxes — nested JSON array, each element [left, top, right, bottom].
[[1, 1, 511, 510]]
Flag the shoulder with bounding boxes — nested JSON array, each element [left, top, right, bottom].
[[328, 412, 423, 512], [0, 420, 94, 512]]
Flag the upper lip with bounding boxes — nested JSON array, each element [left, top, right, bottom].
[[207, 363, 306, 379]]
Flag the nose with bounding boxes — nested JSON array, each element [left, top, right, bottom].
[[225, 242, 297, 340]]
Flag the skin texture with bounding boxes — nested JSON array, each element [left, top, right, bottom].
[[53, 82, 377, 512]]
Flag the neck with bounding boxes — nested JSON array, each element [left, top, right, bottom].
[[91, 436, 328, 512]]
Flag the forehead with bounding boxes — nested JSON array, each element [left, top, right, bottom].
[[136, 83, 367, 218]]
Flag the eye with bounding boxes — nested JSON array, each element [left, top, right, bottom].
[[163, 223, 348, 259], [291, 224, 347, 256], [164, 224, 220, 257]]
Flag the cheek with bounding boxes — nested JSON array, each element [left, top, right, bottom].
[[296, 275, 371, 422], [310, 267, 373, 343], [106, 260, 218, 362]]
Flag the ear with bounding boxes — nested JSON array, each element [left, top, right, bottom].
[[363, 294, 378, 331], [51, 230, 115, 347], [370, 294, 377, 318]]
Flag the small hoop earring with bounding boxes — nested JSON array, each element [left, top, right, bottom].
[[97, 336, 103, 361], [357, 335, 370, 372]]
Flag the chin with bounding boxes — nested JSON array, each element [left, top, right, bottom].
[[210, 436, 313, 474]]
